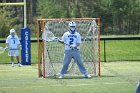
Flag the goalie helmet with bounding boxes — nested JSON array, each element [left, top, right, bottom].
[[10, 29, 15, 37], [68, 21, 76, 34]]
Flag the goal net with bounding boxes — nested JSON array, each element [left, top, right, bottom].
[[37, 18, 100, 78]]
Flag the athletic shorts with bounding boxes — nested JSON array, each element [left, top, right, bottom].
[[8, 49, 19, 56]]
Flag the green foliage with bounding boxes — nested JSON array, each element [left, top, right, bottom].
[[37, 0, 98, 18], [37, 0, 140, 35], [99, 0, 140, 35], [0, 8, 11, 37], [0, 0, 139, 36], [0, 8, 22, 38], [37, 0, 69, 18]]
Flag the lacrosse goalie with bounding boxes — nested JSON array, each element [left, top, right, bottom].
[[58, 21, 91, 79]]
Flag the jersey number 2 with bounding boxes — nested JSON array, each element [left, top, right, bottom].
[[69, 38, 74, 45]]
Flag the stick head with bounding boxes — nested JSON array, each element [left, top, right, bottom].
[[0, 47, 5, 54], [42, 30, 57, 41]]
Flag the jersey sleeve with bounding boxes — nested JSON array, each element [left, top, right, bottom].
[[15, 35, 20, 44], [76, 33, 81, 43], [62, 33, 67, 43], [6, 36, 10, 44]]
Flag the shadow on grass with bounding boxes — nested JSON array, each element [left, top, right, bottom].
[[46, 76, 90, 79], [45, 75, 116, 79]]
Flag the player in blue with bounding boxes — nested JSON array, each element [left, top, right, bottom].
[[59, 21, 91, 79]]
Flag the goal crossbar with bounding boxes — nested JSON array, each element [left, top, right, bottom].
[[0, 3, 24, 6], [37, 18, 101, 78], [37, 18, 99, 21]]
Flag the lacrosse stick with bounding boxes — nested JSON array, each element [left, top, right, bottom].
[[0, 47, 6, 54]]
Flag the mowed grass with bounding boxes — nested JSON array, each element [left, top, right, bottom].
[[0, 42, 38, 64], [0, 62, 140, 93], [1, 40, 140, 64], [100, 40, 140, 61]]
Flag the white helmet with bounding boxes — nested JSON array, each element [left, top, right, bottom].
[[68, 21, 76, 34], [10, 29, 15, 37], [69, 21, 76, 27]]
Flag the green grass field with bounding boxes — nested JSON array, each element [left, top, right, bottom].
[[0, 39, 140, 93], [0, 62, 139, 93], [1, 40, 140, 64]]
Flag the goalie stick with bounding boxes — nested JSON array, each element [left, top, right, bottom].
[[67, 20, 98, 75], [42, 29, 78, 49]]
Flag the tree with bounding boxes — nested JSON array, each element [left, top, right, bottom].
[[37, 0, 98, 18], [37, 0, 69, 18], [0, 8, 22, 38], [99, 0, 140, 35]]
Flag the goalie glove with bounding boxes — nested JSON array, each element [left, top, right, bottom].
[[58, 39, 64, 44], [70, 45, 77, 50]]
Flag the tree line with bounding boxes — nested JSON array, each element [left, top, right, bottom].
[[37, 0, 140, 35], [0, 0, 139, 37]]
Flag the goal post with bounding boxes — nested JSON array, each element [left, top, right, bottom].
[[36, 18, 101, 78], [0, 0, 27, 28]]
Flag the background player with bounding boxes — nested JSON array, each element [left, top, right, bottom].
[[59, 21, 91, 79], [5, 29, 22, 67]]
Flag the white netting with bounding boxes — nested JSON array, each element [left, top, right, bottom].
[[39, 19, 100, 77]]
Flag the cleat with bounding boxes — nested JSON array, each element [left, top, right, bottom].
[[84, 74, 92, 78], [58, 74, 64, 79], [12, 62, 14, 67], [18, 63, 23, 67], [12, 64, 14, 67]]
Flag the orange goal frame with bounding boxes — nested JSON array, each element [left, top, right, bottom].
[[36, 18, 101, 78]]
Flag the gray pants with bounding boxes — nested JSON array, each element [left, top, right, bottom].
[[60, 49, 87, 75]]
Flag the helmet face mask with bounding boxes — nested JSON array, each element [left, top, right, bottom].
[[69, 21, 76, 34], [10, 29, 15, 37], [11, 32, 15, 37]]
